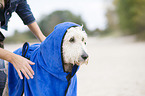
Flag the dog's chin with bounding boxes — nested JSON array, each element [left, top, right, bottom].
[[64, 58, 89, 72], [64, 63, 73, 73]]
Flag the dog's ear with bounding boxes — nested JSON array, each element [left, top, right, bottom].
[[80, 25, 83, 30], [81, 24, 83, 28], [79, 25, 85, 31]]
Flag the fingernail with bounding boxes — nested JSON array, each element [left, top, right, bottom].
[[31, 76, 34, 79], [20, 77, 23, 79]]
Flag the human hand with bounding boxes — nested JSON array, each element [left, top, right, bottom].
[[10, 54, 35, 79], [0, 48, 35, 79]]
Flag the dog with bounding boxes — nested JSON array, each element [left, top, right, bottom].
[[7, 22, 88, 96], [63, 26, 88, 72]]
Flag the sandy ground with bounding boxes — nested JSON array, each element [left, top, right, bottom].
[[4, 36, 145, 96]]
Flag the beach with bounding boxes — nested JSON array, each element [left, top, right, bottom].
[[77, 37, 145, 96]]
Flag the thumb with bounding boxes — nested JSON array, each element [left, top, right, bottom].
[[27, 60, 35, 65]]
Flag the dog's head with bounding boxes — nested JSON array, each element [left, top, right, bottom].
[[39, 22, 88, 73], [62, 26, 89, 72]]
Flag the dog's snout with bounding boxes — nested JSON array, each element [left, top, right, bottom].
[[81, 53, 88, 60]]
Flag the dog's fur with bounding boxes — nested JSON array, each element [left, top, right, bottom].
[[63, 26, 88, 72], [2, 26, 88, 96]]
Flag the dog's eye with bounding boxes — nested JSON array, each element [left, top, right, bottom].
[[82, 38, 84, 42], [69, 37, 75, 43], [84, 42, 86, 45]]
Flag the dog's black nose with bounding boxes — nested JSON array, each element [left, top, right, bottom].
[[81, 53, 88, 60]]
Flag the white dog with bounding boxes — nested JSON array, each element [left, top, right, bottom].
[[6, 22, 89, 96], [63, 26, 88, 72]]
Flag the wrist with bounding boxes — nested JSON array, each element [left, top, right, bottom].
[[6, 52, 15, 63], [40, 35, 46, 42]]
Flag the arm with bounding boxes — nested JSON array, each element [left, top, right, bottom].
[[0, 48, 34, 79], [16, 0, 46, 42], [27, 22, 46, 42]]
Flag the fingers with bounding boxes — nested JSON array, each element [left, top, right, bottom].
[[21, 59, 35, 79], [27, 64, 34, 75], [27, 60, 35, 75], [17, 60, 35, 79], [25, 64, 34, 78], [27, 60, 35, 65], [21, 61, 34, 79], [17, 66, 34, 80], [12, 55, 35, 79], [17, 70, 23, 79], [21, 69, 30, 79]]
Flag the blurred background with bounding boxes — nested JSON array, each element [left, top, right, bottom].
[[3, 0, 145, 96]]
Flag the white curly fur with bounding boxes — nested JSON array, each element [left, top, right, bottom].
[[62, 26, 88, 66]]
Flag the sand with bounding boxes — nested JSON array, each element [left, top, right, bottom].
[[5, 36, 145, 96]]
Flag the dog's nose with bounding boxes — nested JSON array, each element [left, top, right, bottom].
[[81, 53, 88, 60]]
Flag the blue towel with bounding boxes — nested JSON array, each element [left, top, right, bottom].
[[8, 22, 81, 96]]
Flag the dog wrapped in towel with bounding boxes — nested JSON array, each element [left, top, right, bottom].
[[8, 22, 88, 96]]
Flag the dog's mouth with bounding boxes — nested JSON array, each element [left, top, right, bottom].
[[75, 58, 89, 66], [64, 58, 89, 73]]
